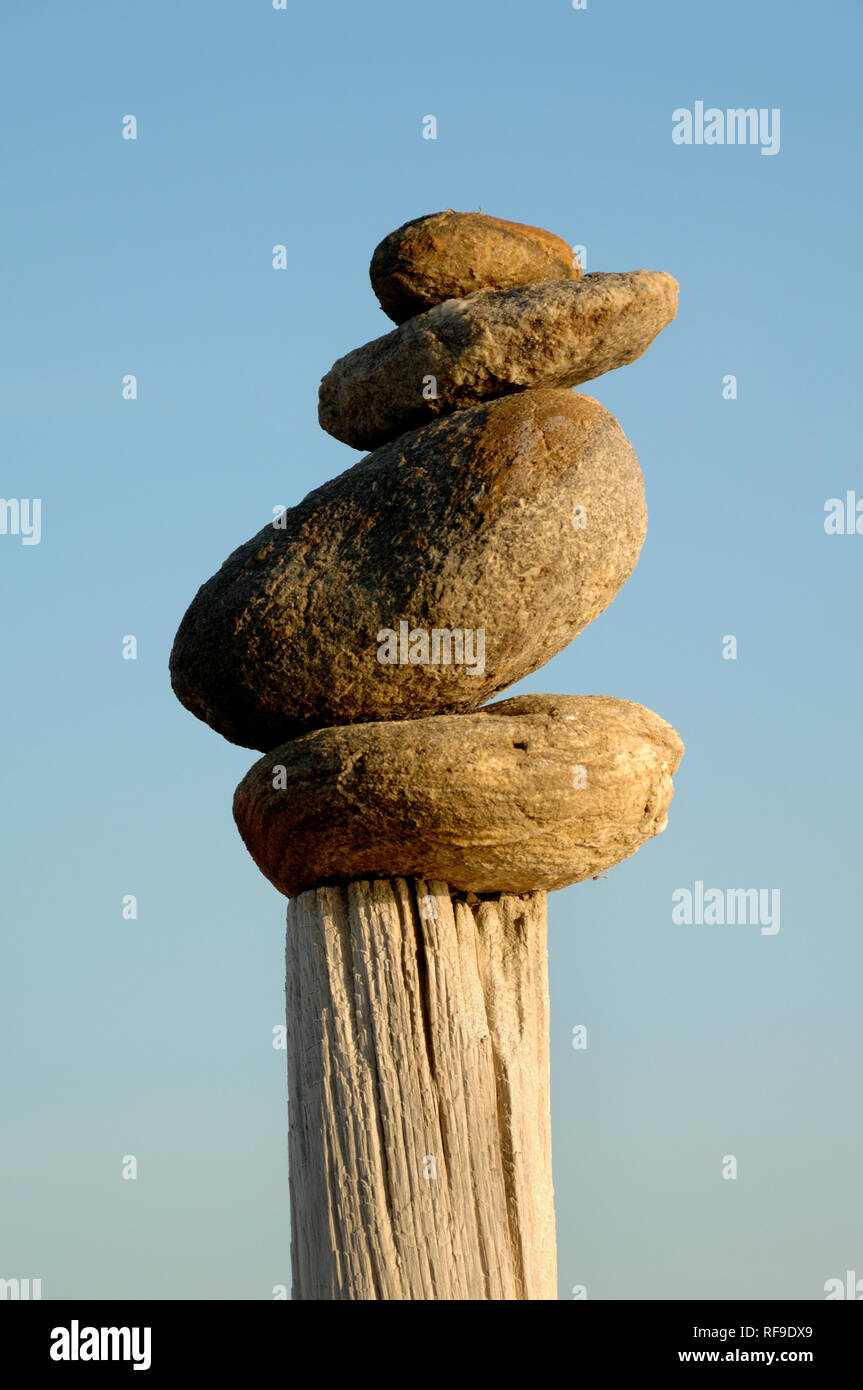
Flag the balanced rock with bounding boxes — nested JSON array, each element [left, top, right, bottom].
[[370, 210, 581, 324], [232, 694, 684, 897], [319, 271, 678, 451], [170, 389, 646, 751]]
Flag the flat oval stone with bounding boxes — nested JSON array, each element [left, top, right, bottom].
[[232, 694, 684, 897], [169, 389, 646, 751], [369, 209, 581, 324], [319, 271, 678, 451]]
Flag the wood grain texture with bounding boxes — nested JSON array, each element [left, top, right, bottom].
[[285, 876, 556, 1300]]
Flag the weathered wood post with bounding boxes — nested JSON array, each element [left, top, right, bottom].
[[170, 209, 683, 1300], [284, 880, 553, 1300]]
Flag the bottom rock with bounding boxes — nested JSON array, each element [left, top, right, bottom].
[[232, 695, 683, 900], [233, 694, 683, 897]]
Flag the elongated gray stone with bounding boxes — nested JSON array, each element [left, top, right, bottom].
[[319, 270, 678, 451], [169, 388, 646, 751], [233, 694, 684, 896], [370, 209, 581, 324]]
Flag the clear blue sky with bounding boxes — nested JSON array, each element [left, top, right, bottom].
[[1, 0, 861, 1300]]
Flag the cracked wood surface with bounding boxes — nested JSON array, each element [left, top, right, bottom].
[[285, 876, 556, 1300]]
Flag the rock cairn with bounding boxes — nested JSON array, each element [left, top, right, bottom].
[[170, 209, 683, 1301]]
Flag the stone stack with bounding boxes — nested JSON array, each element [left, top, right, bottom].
[[170, 209, 684, 1301], [170, 209, 683, 895]]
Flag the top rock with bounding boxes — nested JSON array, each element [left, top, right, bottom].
[[370, 210, 581, 323]]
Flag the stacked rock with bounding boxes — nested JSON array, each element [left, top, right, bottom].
[[170, 209, 683, 897], [170, 209, 684, 1302]]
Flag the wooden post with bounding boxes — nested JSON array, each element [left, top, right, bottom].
[[285, 876, 556, 1300]]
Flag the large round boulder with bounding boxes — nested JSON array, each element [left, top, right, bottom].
[[170, 389, 647, 751]]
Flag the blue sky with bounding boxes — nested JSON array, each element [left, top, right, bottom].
[[1, 0, 861, 1299]]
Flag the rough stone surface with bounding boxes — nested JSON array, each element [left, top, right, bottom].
[[319, 271, 678, 451], [286, 878, 555, 1299], [170, 389, 647, 751], [369, 209, 581, 324], [233, 694, 684, 896]]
